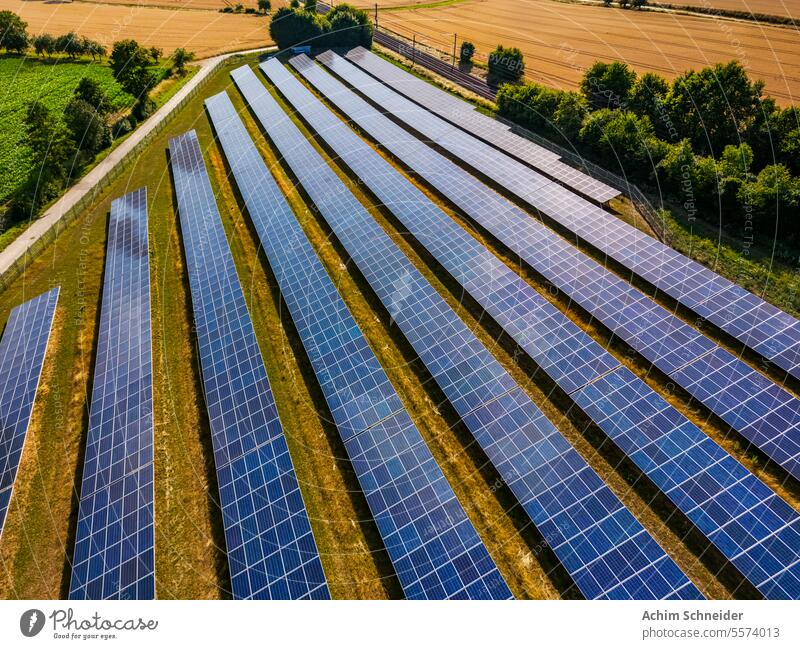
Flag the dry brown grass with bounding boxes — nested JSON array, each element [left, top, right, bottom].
[[2, 0, 271, 57], [379, 0, 800, 104]]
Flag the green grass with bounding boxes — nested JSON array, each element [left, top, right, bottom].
[[0, 55, 133, 203]]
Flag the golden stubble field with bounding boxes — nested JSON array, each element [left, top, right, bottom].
[[379, 0, 800, 103], [656, 0, 799, 20], [1, 0, 272, 57]]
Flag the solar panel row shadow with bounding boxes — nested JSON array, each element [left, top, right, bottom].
[[169, 131, 329, 600], [343, 46, 619, 204], [266, 57, 800, 599], [301, 52, 800, 483], [205, 90, 512, 600], [316, 50, 800, 385], [69, 188, 155, 600], [233, 62, 701, 601], [0, 287, 59, 538]]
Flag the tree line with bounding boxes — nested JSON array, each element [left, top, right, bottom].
[[4, 28, 195, 223], [497, 59, 800, 243]]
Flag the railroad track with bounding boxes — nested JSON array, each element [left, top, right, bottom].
[[317, 1, 496, 101]]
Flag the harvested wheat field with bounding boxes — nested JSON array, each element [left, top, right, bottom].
[[379, 0, 800, 103], [653, 0, 800, 20], [76, 0, 263, 10], [0, 0, 270, 57]]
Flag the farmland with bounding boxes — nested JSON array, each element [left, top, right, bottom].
[[0, 56, 131, 203], [653, 0, 800, 20], [378, 0, 800, 103], [0, 0, 271, 58]]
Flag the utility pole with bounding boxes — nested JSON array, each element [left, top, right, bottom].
[[452, 33, 457, 68]]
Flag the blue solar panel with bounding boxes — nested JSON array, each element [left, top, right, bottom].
[[316, 50, 800, 385], [233, 62, 701, 600], [169, 130, 329, 600], [204, 90, 512, 599], [262, 57, 800, 599], [343, 46, 619, 204], [294, 53, 800, 483], [0, 288, 59, 537], [69, 188, 155, 600]]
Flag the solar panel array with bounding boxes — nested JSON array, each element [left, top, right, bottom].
[[343, 46, 620, 204], [303, 52, 800, 481], [69, 188, 155, 600], [234, 63, 702, 600], [169, 130, 329, 600], [264, 57, 800, 599], [317, 50, 800, 385], [0, 288, 59, 538], [205, 90, 512, 600]]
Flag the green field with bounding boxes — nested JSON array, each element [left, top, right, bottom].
[[0, 56, 132, 203]]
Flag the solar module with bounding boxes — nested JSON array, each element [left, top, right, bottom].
[[291, 53, 800, 482], [233, 63, 702, 600], [262, 57, 800, 599], [169, 131, 329, 600], [343, 46, 620, 204], [0, 287, 59, 538], [69, 188, 155, 599], [316, 50, 800, 385], [205, 90, 512, 600]]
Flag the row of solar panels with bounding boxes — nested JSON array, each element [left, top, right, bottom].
[[244, 54, 800, 598], [333, 48, 800, 387], [265, 55, 800, 599], [1, 49, 798, 601], [287, 54, 800, 485]]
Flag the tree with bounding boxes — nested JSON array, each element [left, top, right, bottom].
[[580, 61, 636, 110], [666, 61, 764, 155], [54, 32, 85, 58], [269, 8, 324, 50], [324, 4, 373, 48], [74, 77, 112, 115], [628, 72, 670, 138], [0, 10, 29, 53], [553, 91, 588, 140], [632, 0, 648, 7], [32, 33, 55, 58], [290, 0, 300, 7], [83, 37, 107, 60], [618, 0, 630, 7], [11, 101, 76, 220], [110, 39, 157, 118], [149, 46, 163, 63], [172, 47, 195, 76], [579, 108, 656, 178], [64, 97, 112, 155], [305, 0, 317, 11], [258, 0, 272, 13], [655, 138, 717, 202], [488, 45, 525, 82], [738, 164, 800, 234], [718, 143, 753, 181], [459, 41, 475, 65]]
